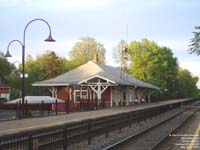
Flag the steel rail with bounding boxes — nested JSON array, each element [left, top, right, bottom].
[[151, 104, 200, 150], [103, 103, 200, 150]]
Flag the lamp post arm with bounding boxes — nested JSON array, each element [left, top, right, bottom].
[[7, 40, 23, 50], [23, 18, 52, 45], [5, 40, 23, 57]]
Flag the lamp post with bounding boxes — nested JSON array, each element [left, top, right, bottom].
[[5, 18, 55, 117]]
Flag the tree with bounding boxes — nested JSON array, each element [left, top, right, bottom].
[[189, 26, 200, 55], [112, 39, 127, 65], [128, 39, 178, 97], [0, 52, 13, 81], [0, 50, 81, 98], [0, 51, 20, 99], [69, 37, 106, 64], [21, 51, 79, 96], [6, 69, 21, 99], [176, 68, 199, 97]]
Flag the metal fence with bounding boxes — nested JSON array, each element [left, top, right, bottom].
[[0, 99, 98, 121], [0, 99, 196, 150]]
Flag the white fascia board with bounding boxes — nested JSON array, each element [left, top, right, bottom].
[[79, 75, 116, 84], [80, 83, 118, 87], [32, 83, 69, 87]]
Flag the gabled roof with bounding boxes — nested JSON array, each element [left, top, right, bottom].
[[33, 61, 159, 90]]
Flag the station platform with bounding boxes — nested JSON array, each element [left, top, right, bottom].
[[0, 98, 190, 136]]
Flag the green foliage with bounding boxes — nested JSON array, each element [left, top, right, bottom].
[[20, 51, 79, 96], [189, 26, 200, 55], [0, 52, 13, 81], [0, 51, 19, 99], [25, 51, 60, 80], [69, 37, 106, 64], [6, 70, 21, 99], [127, 39, 199, 99], [176, 68, 199, 97], [128, 39, 178, 95]]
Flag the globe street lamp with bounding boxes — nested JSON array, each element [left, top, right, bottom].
[[5, 18, 55, 117]]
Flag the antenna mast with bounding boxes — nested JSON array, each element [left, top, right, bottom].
[[120, 24, 129, 80]]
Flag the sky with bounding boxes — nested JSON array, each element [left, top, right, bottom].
[[0, 0, 200, 86]]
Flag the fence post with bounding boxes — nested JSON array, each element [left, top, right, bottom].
[[119, 123, 122, 133], [88, 120, 92, 145], [129, 114, 132, 128], [68, 100, 70, 113], [32, 138, 39, 150], [87, 99, 90, 110], [19, 100, 22, 119], [16, 101, 19, 119], [80, 99, 82, 110], [28, 134, 33, 150], [41, 100, 44, 117], [56, 99, 58, 115], [63, 125, 68, 150], [105, 126, 109, 138], [65, 100, 67, 113], [144, 111, 147, 122], [137, 113, 141, 125], [48, 105, 50, 116], [25, 99, 28, 117]]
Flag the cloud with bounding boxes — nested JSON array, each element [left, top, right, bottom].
[[44, 0, 103, 9], [8, 0, 116, 10], [0, 0, 16, 7], [0, 0, 33, 7]]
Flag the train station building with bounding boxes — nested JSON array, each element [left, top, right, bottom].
[[0, 78, 11, 102], [33, 60, 159, 110]]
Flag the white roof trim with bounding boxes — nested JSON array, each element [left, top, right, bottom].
[[32, 83, 69, 87], [79, 75, 116, 84]]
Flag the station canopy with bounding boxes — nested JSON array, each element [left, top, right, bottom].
[[6, 96, 65, 104]]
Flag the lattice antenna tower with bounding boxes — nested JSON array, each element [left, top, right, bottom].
[[120, 24, 129, 80]]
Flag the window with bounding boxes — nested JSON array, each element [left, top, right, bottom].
[[112, 90, 120, 101], [74, 89, 88, 102], [0, 93, 9, 101], [123, 92, 126, 101], [0, 93, 8, 98], [82, 91, 88, 100], [74, 90, 80, 102]]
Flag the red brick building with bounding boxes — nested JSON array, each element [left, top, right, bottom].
[[33, 61, 159, 111], [0, 78, 11, 102]]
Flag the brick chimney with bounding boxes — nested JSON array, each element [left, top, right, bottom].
[[92, 53, 99, 63]]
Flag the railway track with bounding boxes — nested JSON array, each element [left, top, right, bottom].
[[154, 110, 200, 150], [103, 103, 200, 150]]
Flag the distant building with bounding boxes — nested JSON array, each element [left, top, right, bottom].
[[6, 96, 65, 104], [0, 78, 11, 102], [33, 61, 159, 111], [6, 96, 65, 111]]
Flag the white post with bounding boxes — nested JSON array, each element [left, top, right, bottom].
[[138, 89, 141, 103], [110, 86, 113, 107], [49, 87, 57, 98], [148, 92, 151, 103], [97, 78, 101, 105]]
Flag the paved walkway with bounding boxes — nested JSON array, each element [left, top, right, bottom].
[[0, 99, 189, 136]]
